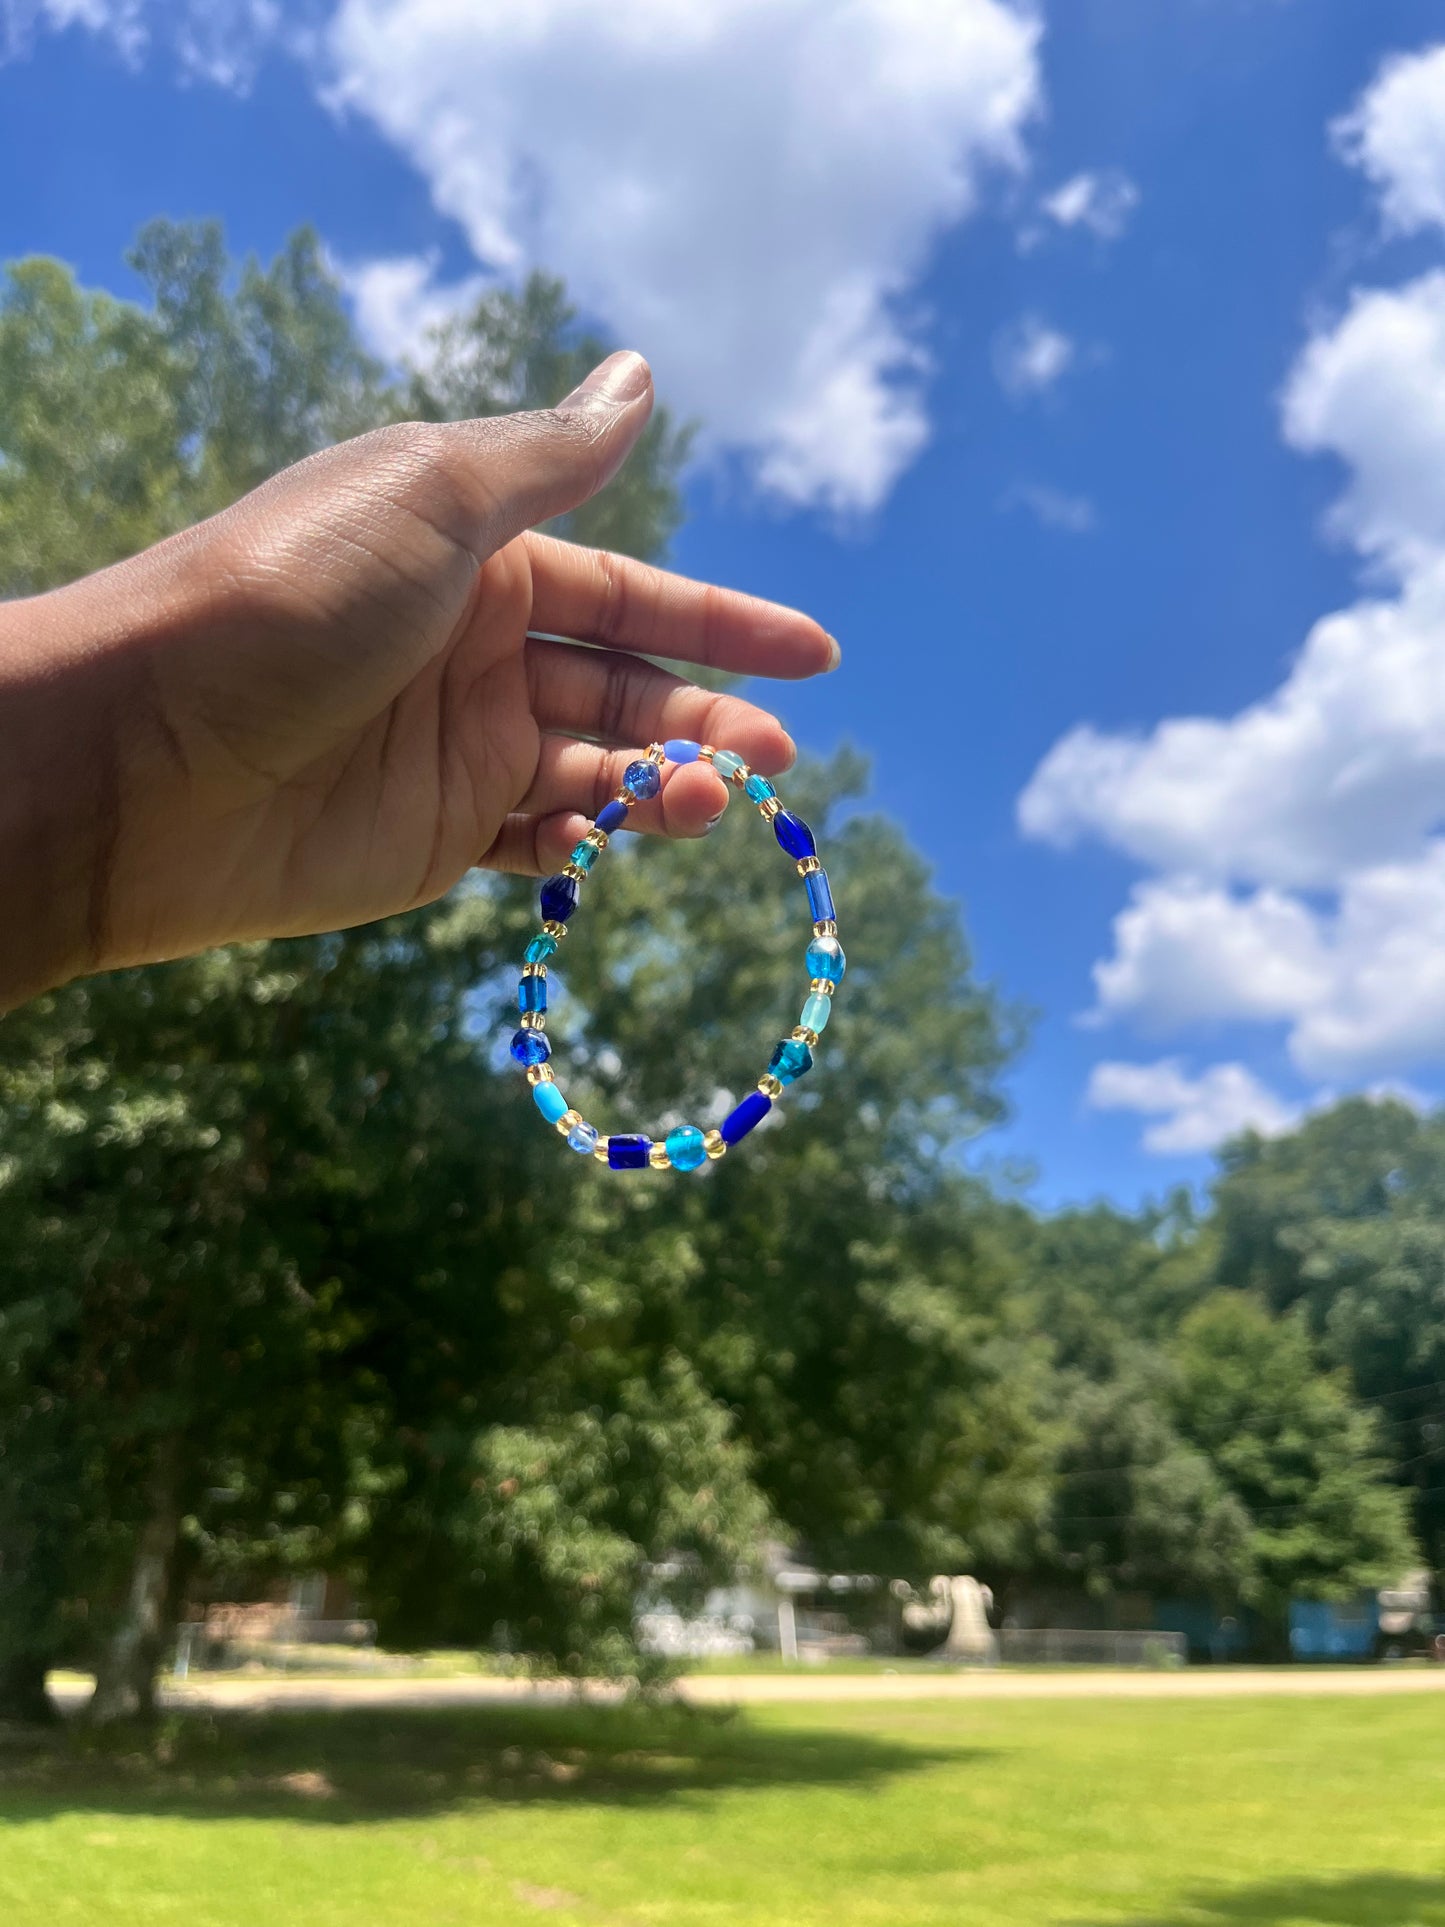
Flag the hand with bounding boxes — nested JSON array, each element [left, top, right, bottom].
[[0, 352, 836, 1007]]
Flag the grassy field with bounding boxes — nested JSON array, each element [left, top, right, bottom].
[[1, 1692, 1442, 1926]]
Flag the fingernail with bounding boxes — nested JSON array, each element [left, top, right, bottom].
[[824, 633, 842, 671], [559, 350, 652, 411], [704, 812, 725, 834]]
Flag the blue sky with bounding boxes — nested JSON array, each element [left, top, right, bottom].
[[7, 1, 1445, 1207]]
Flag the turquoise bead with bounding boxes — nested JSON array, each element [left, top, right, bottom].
[[518, 974, 546, 1014], [806, 934, 846, 984], [801, 992, 832, 1035], [570, 839, 600, 872], [533, 1080, 568, 1124], [568, 1119, 599, 1155], [744, 772, 776, 803], [525, 932, 558, 965], [665, 1125, 707, 1172], [712, 749, 746, 781], [768, 1037, 813, 1085]]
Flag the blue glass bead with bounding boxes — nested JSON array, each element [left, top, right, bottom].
[[801, 992, 832, 1035], [721, 1090, 771, 1144], [518, 975, 547, 1014], [595, 798, 630, 834], [624, 759, 661, 800], [567, 1119, 599, 1155], [744, 773, 777, 804], [664, 738, 701, 764], [510, 1028, 551, 1067], [806, 934, 846, 983], [525, 932, 558, 965], [665, 1125, 707, 1172], [607, 1134, 652, 1170], [805, 869, 835, 924], [773, 809, 816, 860], [533, 1080, 568, 1124], [768, 1038, 813, 1085], [540, 873, 580, 924], [712, 749, 746, 782], [570, 839, 600, 873]]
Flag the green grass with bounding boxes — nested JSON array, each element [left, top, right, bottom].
[[1, 1693, 1443, 1925]]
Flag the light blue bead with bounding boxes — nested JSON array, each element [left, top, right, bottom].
[[570, 839, 600, 872], [568, 1120, 599, 1155], [533, 1080, 568, 1124], [525, 933, 558, 965], [664, 738, 701, 764], [665, 1125, 707, 1172], [801, 992, 832, 1035], [744, 773, 776, 804], [806, 934, 846, 984], [712, 749, 746, 781]]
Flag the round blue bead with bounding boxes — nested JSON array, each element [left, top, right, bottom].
[[744, 773, 777, 804], [664, 738, 701, 764], [773, 810, 816, 860], [533, 1080, 568, 1124], [595, 798, 630, 834], [567, 1120, 599, 1155], [768, 1038, 813, 1085], [624, 760, 661, 800], [721, 1090, 771, 1145], [510, 1028, 551, 1067], [712, 750, 746, 782], [806, 934, 846, 984], [665, 1125, 707, 1172], [539, 873, 580, 923]]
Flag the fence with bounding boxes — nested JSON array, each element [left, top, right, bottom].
[[997, 1628, 1187, 1668]]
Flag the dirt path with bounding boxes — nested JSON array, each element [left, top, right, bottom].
[[47, 1665, 1445, 1716]]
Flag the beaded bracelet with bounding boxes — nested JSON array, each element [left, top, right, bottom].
[[508, 738, 844, 1171]]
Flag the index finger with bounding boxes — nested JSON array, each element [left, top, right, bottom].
[[523, 531, 840, 680]]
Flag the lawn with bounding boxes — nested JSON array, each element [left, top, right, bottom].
[[1, 1692, 1442, 1926]]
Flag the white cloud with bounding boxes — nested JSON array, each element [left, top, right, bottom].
[[1087, 1059, 1299, 1156], [1001, 482, 1096, 533], [1333, 43, 1445, 237], [992, 313, 1076, 397], [1040, 168, 1139, 241], [340, 252, 488, 367], [322, 0, 1044, 513]]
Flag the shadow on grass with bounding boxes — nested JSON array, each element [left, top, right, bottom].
[[0, 1700, 968, 1826], [1078, 1873, 1445, 1926]]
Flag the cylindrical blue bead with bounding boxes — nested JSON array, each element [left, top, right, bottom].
[[567, 1119, 599, 1155], [607, 1134, 652, 1170], [768, 1037, 813, 1085], [805, 869, 835, 923], [665, 1125, 707, 1171], [533, 1080, 568, 1124], [744, 773, 777, 804], [806, 934, 846, 983], [525, 932, 558, 965], [518, 975, 547, 1014], [801, 992, 832, 1035], [569, 839, 600, 872], [664, 738, 701, 764], [712, 750, 746, 782], [624, 760, 661, 800], [510, 1028, 551, 1067], [721, 1091, 771, 1144], [595, 798, 630, 834], [539, 873, 580, 923], [773, 810, 816, 860]]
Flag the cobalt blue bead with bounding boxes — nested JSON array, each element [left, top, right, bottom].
[[768, 1038, 813, 1085], [806, 934, 846, 983], [607, 1134, 652, 1170], [510, 1028, 551, 1067], [518, 974, 547, 1014], [533, 1080, 568, 1124], [773, 810, 816, 860], [595, 798, 630, 834], [664, 738, 701, 764], [665, 1125, 707, 1172], [539, 873, 580, 923], [721, 1090, 771, 1144], [805, 869, 835, 923], [624, 759, 661, 800]]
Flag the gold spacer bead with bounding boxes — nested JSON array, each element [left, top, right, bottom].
[[583, 828, 608, 851], [521, 961, 547, 979], [796, 855, 821, 877], [810, 978, 836, 998], [757, 1073, 784, 1099], [648, 1142, 671, 1169], [612, 787, 633, 806], [593, 1140, 611, 1163], [730, 764, 751, 787], [562, 862, 587, 883], [703, 1129, 727, 1160], [758, 795, 782, 819], [526, 1063, 554, 1086], [813, 919, 838, 938], [792, 1026, 820, 1048], [698, 744, 717, 762], [645, 742, 666, 765], [519, 1010, 546, 1032], [542, 920, 568, 940], [556, 1109, 583, 1135]]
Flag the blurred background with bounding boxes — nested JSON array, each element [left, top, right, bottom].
[[3, 4, 1445, 1925]]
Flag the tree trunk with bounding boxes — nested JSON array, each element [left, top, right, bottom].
[[0, 1653, 57, 1724], [85, 1440, 182, 1725]]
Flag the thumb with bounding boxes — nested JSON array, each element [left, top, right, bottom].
[[445, 350, 655, 553]]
